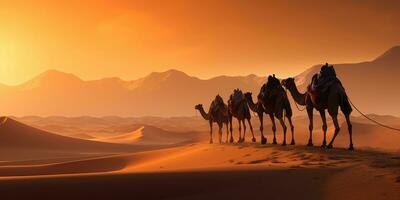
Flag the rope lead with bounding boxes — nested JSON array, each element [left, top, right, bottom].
[[348, 98, 400, 132]]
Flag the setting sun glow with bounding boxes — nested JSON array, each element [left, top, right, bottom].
[[0, 0, 399, 85]]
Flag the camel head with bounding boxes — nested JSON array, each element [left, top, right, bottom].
[[194, 104, 203, 110], [281, 77, 296, 90]]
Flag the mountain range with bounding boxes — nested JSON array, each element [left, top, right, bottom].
[[0, 46, 399, 117]]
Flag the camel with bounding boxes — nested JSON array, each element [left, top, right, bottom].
[[281, 77, 353, 150], [244, 76, 295, 146], [195, 95, 233, 144], [228, 89, 256, 143]]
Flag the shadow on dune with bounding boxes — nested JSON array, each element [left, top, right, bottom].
[[0, 167, 340, 200], [0, 155, 127, 177]]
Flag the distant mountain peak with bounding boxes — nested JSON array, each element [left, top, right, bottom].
[[165, 68, 185, 74], [146, 69, 192, 80], [38, 69, 82, 80], [21, 69, 83, 90], [155, 69, 189, 76], [374, 45, 400, 63]]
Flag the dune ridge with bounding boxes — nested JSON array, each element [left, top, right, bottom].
[[0, 117, 185, 161]]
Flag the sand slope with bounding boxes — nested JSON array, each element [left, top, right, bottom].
[[0, 117, 160, 161], [92, 125, 200, 145], [1, 115, 400, 199], [0, 143, 399, 199]]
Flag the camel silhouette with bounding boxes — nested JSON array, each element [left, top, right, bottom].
[[244, 76, 294, 145], [281, 77, 353, 150], [195, 95, 233, 144], [228, 89, 256, 143]]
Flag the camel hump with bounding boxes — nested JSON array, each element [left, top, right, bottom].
[[321, 63, 336, 77], [230, 89, 244, 105], [260, 75, 284, 102], [229, 89, 246, 114], [310, 64, 341, 95], [267, 75, 280, 88]]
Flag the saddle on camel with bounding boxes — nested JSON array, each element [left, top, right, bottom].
[[259, 74, 285, 106], [308, 63, 342, 103], [211, 95, 228, 116], [229, 89, 246, 115]]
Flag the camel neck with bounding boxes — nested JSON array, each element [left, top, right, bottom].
[[288, 84, 307, 106], [246, 96, 259, 113], [197, 107, 209, 120]]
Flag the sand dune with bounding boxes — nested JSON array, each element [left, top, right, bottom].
[[92, 125, 200, 145], [91, 126, 144, 144], [0, 143, 399, 199], [1, 115, 399, 199], [0, 117, 163, 161]]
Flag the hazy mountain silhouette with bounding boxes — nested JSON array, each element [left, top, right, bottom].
[[0, 69, 265, 116], [20, 70, 84, 90], [0, 46, 399, 116]]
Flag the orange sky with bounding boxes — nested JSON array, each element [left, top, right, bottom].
[[0, 0, 399, 85]]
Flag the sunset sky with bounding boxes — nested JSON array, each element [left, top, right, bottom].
[[0, 0, 399, 85]]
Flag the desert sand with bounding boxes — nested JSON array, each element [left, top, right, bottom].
[[0, 116, 399, 199], [0, 143, 399, 199]]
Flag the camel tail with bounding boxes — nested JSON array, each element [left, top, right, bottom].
[[340, 92, 353, 115], [283, 94, 293, 118]]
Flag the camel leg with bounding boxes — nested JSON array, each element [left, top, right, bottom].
[[307, 107, 314, 146], [247, 118, 256, 142], [242, 120, 247, 143], [218, 123, 223, 144], [320, 110, 328, 148], [209, 120, 213, 144], [278, 117, 287, 146], [238, 119, 242, 143], [259, 112, 267, 144], [225, 123, 229, 143], [269, 114, 277, 144], [327, 114, 341, 149], [345, 113, 354, 150], [229, 116, 234, 143], [287, 117, 295, 145]]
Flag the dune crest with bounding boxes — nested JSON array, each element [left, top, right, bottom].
[[92, 125, 200, 146], [92, 126, 144, 144], [0, 117, 156, 161]]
